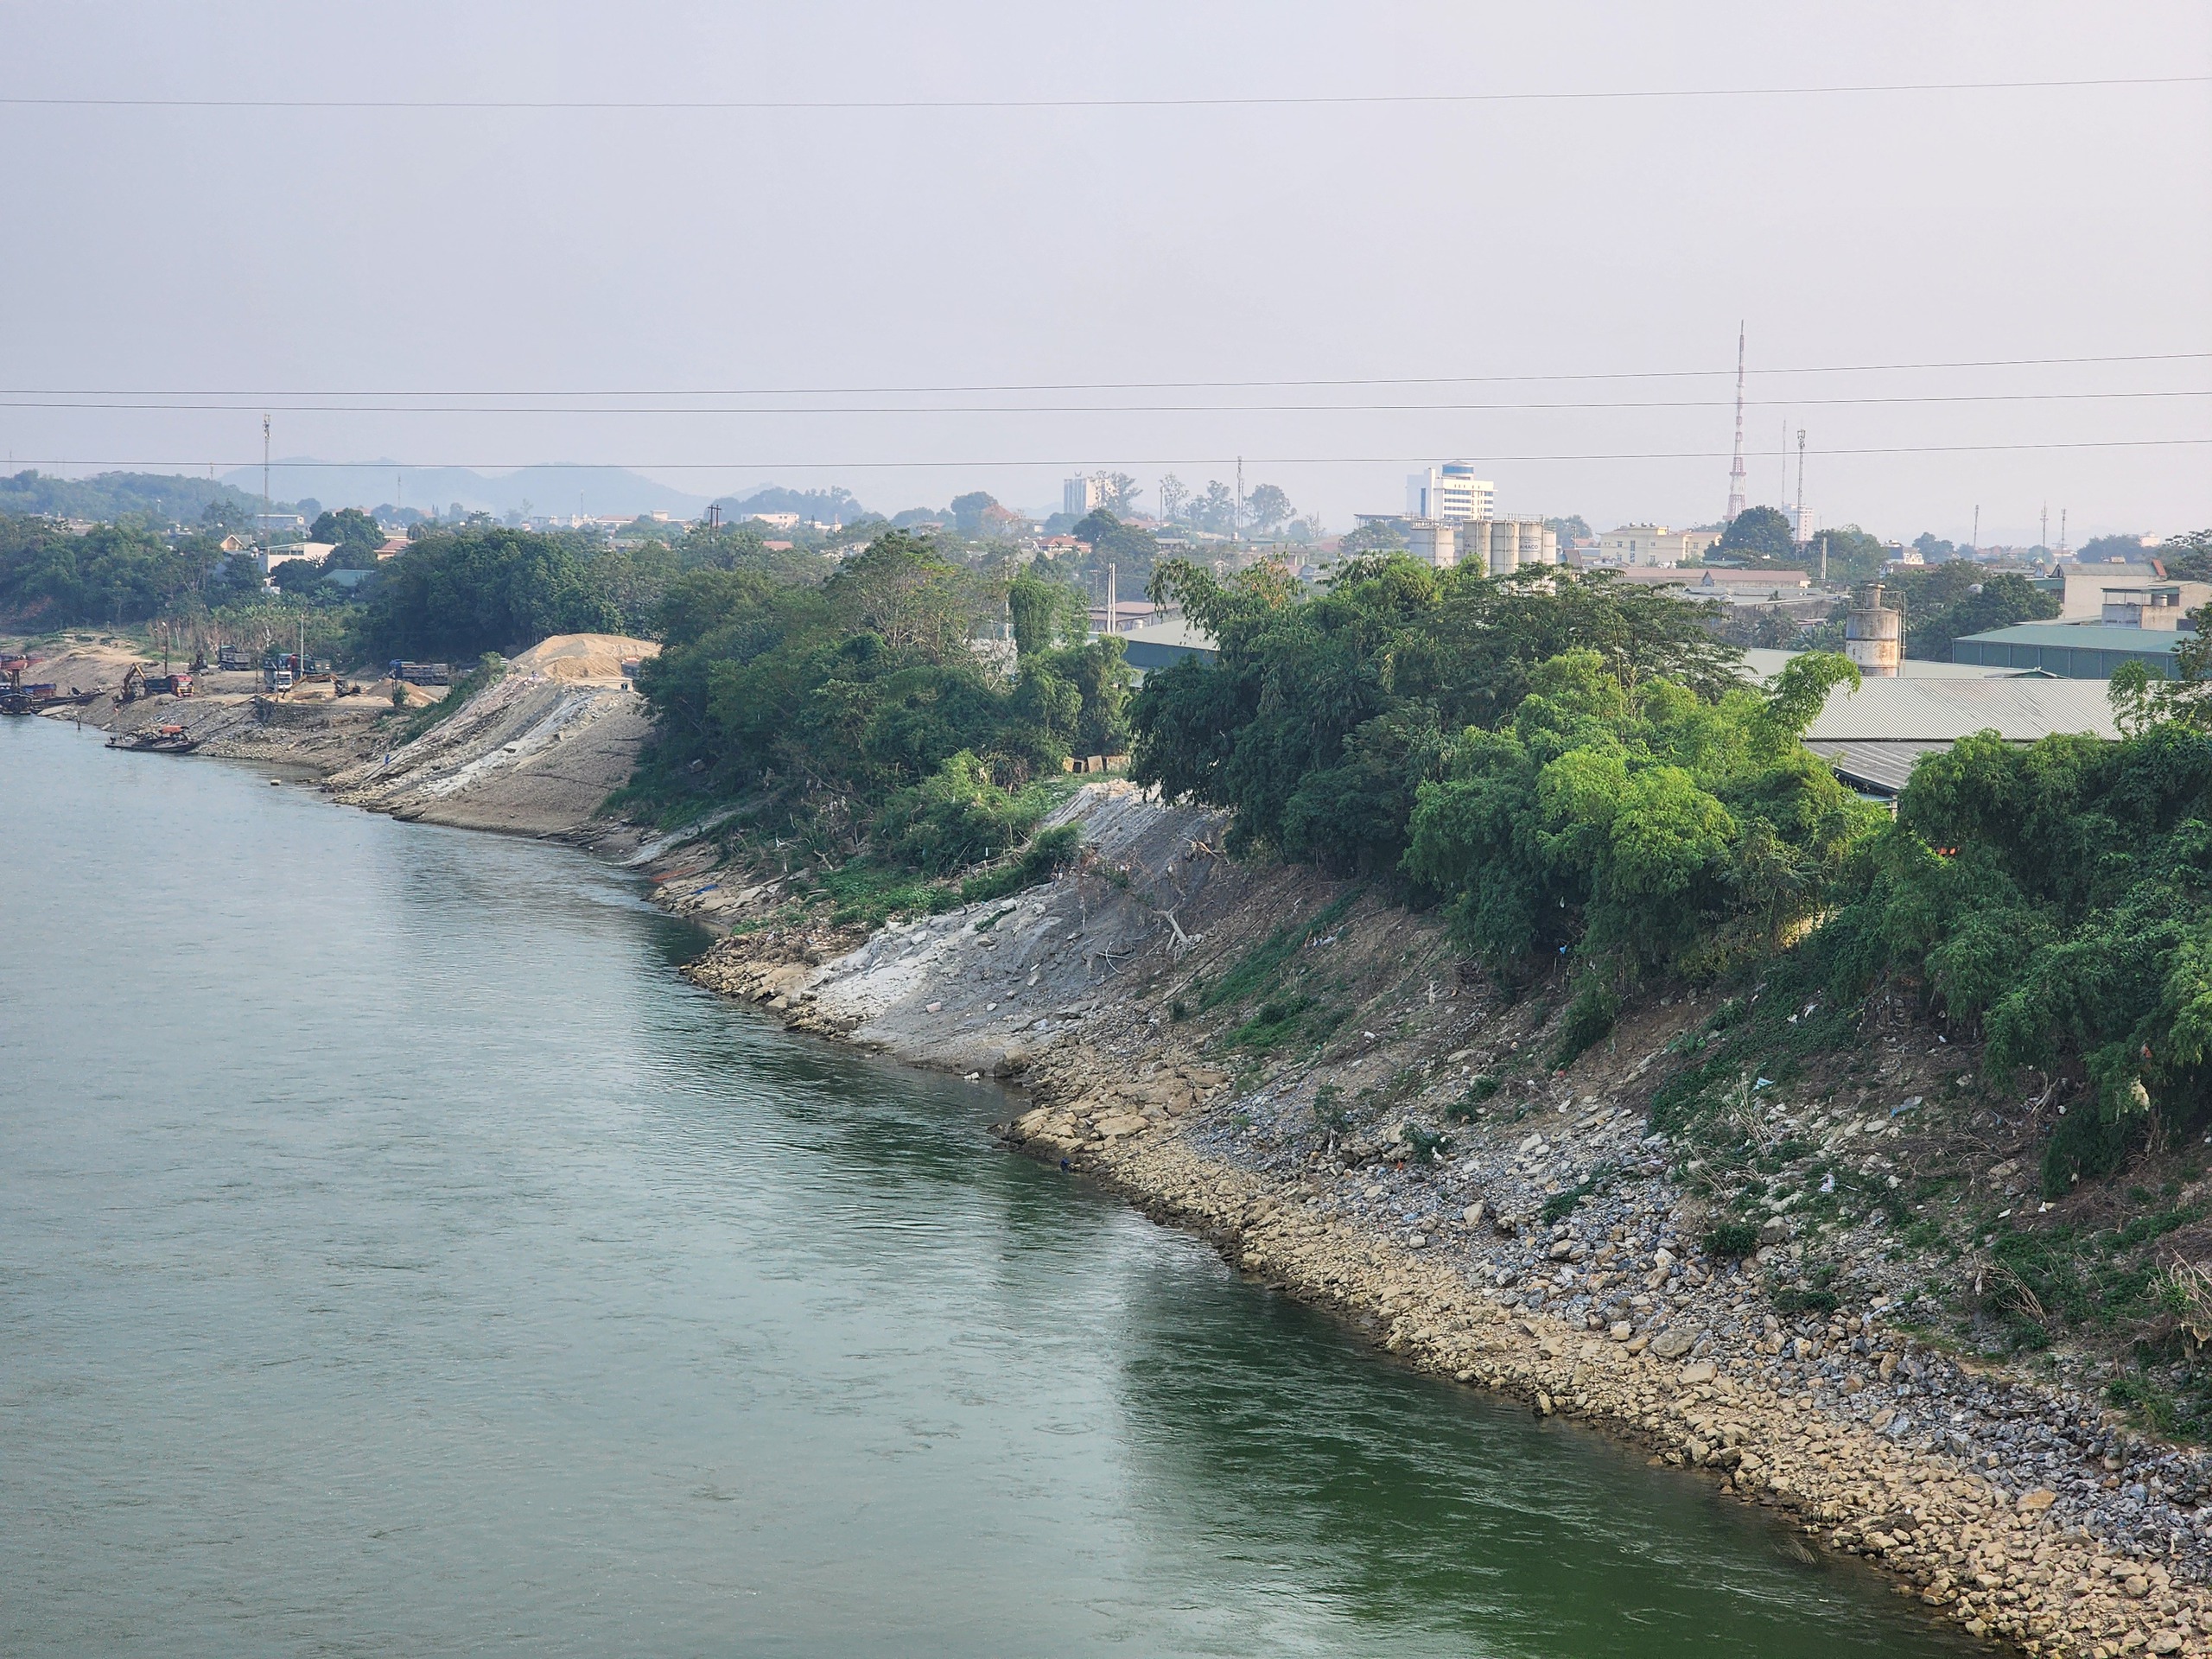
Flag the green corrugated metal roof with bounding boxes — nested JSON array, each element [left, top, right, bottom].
[[1953, 624, 2186, 652]]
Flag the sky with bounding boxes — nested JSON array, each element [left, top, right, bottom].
[[2, 1, 2208, 544]]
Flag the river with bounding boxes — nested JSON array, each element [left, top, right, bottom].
[[0, 715, 1973, 1656]]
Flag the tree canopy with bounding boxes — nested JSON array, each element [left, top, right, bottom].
[[359, 528, 620, 661], [0, 515, 226, 626], [1886, 563, 2060, 659], [633, 531, 1131, 863], [1715, 505, 1796, 562], [1127, 554, 1874, 1051]]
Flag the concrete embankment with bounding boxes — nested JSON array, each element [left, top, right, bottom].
[[678, 779, 2212, 1659]]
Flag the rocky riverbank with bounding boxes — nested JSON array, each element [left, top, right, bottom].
[[675, 779, 2212, 1659]]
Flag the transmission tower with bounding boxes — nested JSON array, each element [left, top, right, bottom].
[[1725, 321, 1748, 523]]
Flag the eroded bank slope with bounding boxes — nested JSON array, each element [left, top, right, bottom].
[[677, 779, 2212, 1659], [26, 632, 659, 841], [327, 635, 658, 836]]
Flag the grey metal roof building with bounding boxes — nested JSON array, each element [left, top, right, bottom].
[[1950, 622, 2186, 679], [1796, 676, 2121, 798], [1116, 617, 1216, 674]]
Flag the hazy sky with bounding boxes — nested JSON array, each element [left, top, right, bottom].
[[3, 2, 2208, 542]]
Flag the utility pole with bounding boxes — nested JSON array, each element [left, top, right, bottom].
[[1726, 321, 1747, 522], [2060, 507, 2067, 556], [261, 414, 272, 560], [1972, 505, 1980, 555], [1106, 562, 1117, 636], [1234, 457, 1243, 544], [1795, 429, 1808, 547], [2042, 504, 2050, 554]]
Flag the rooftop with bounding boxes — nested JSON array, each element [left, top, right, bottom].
[[1955, 622, 2188, 652]]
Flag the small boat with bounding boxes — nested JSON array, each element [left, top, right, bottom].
[[107, 724, 203, 754]]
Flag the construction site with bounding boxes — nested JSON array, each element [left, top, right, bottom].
[[1, 632, 661, 839]]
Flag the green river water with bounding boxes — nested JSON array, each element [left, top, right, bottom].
[[0, 715, 1974, 1656]]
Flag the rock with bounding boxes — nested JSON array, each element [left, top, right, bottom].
[[1680, 1361, 1716, 1385], [1757, 1218, 1792, 1246], [1649, 1328, 1696, 1360], [1610, 1321, 1634, 1341], [1463, 1201, 1486, 1227], [2147, 1631, 2184, 1655], [2018, 1488, 2057, 1512]]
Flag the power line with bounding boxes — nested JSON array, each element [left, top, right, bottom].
[[2, 75, 2204, 112], [7, 350, 2204, 401], [7, 391, 2209, 418], [16, 436, 2209, 473]]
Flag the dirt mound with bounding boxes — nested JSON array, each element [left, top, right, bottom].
[[506, 633, 658, 683], [12, 642, 146, 694]]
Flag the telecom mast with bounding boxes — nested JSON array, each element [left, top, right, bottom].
[[1794, 429, 1808, 545], [1725, 322, 1747, 523]]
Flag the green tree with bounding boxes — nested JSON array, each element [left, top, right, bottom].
[[2078, 533, 2152, 563], [359, 528, 620, 660], [1071, 510, 1162, 579], [632, 530, 1129, 826], [1244, 483, 1294, 534], [1131, 556, 1742, 878], [1715, 505, 1796, 562], [1889, 564, 2058, 659], [1008, 569, 1088, 657], [950, 491, 999, 536], [309, 507, 383, 558], [1809, 526, 1887, 585], [1339, 520, 1407, 555]]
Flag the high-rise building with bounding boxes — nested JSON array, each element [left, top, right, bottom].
[[1403, 462, 1495, 523], [1063, 475, 1106, 518]]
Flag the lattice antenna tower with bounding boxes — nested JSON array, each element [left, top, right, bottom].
[[1725, 321, 1748, 523]]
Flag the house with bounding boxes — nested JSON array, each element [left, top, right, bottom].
[[257, 542, 334, 575], [1596, 524, 1723, 567], [2037, 559, 2207, 620]]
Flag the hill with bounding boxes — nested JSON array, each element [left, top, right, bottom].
[[0, 469, 264, 523]]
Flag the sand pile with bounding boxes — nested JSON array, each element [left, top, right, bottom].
[[506, 633, 659, 683], [13, 643, 146, 693]]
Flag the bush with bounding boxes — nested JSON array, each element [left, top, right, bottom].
[[879, 751, 1051, 875], [1771, 1285, 1840, 1316], [1702, 1220, 1760, 1258], [957, 822, 1082, 904], [1445, 1075, 1498, 1121], [1550, 982, 1621, 1069], [1313, 1083, 1349, 1133]]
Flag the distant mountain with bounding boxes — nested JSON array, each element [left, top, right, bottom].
[[1, 469, 263, 522], [218, 461, 715, 519]]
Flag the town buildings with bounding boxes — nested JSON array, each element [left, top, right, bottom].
[[1593, 524, 1723, 567], [1403, 463, 1495, 523]]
